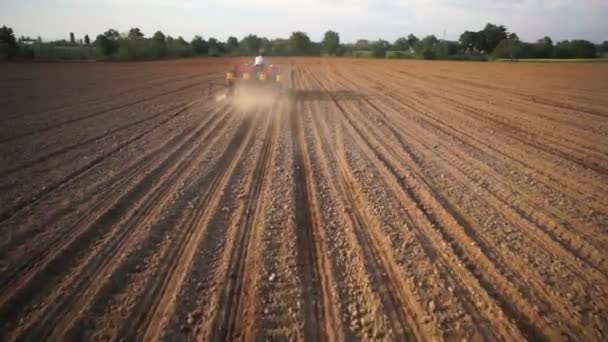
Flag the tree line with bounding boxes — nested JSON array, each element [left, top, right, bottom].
[[2, 24, 607, 61]]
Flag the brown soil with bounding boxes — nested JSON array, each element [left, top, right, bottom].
[[1, 58, 607, 341]]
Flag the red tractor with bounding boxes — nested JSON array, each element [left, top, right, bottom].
[[226, 63, 284, 98]]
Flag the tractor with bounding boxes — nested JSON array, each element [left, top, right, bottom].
[[226, 63, 284, 99]]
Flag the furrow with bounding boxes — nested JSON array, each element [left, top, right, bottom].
[[210, 105, 277, 340], [0, 99, 200, 224], [1, 104, 233, 338], [289, 99, 335, 341], [119, 112, 257, 341], [22, 106, 236, 340]]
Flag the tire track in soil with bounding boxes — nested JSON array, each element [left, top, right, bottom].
[[350, 87, 608, 279], [344, 99, 561, 337], [354, 66, 608, 193], [370, 95, 608, 276], [2, 60, 606, 341], [0, 102, 222, 286], [306, 67, 545, 339], [0, 70, 206, 122], [0, 103, 233, 337], [373, 88, 608, 251], [1, 100, 190, 177], [156, 107, 270, 341], [309, 105, 420, 340], [317, 74, 574, 339], [0, 73, 216, 141], [343, 73, 608, 286], [330, 66, 608, 257], [318, 71, 522, 340], [2, 72, 205, 122], [17, 106, 237, 341], [298, 72, 423, 340], [60, 115, 251, 341], [286, 100, 333, 341], [117, 111, 257, 341], [382, 88, 608, 215], [305, 68, 470, 339], [0, 101, 226, 259], [352, 97, 607, 335], [209, 105, 277, 341], [297, 70, 396, 340], [0, 98, 203, 224]]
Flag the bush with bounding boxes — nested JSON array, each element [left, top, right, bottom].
[[191, 36, 208, 55], [117, 39, 151, 60], [32, 44, 99, 60], [554, 40, 597, 58], [445, 54, 488, 61], [421, 50, 437, 60], [352, 50, 374, 58], [96, 35, 119, 58], [493, 38, 598, 59], [0, 26, 19, 59], [386, 51, 414, 59]]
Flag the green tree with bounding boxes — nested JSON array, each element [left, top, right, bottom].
[[535, 36, 553, 58], [152, 30, 167, 57], [152, 30, 166, 42], [95, 28, 120, 57], [84, 34, 90, 45], [393, 37, 410, 51], [0, 25, 19, 59], [166, 35, 192, 57], [407, 34, 419, 48], [208, 37, 223, 56], [95, 36, 118, 57], [270, 38, 289, 55], [459, 30, 486, 53], [240, 34, 262, 54], [191, 35, 208, 55], [436, 40, 460, 58], [508, 33, 520, 42], [128, 27, 144, 40], [492, 38, 522, 59], [459, 31, 476, 52], [176, 36, 188, 46], [226, 36, 239, 53], [322, 30, 340, 55], [414, 35, 439, 59], [260, 37, 273, 53], [289, 31, 312, 55], [555, 40, 597, 58], [70, 32, 76, 45], [601, 41, 608, 53], [354, 39, 370, 50], [104, 29, 120, 40], [369, 39, 389, 58], [481, 23, 507, 53]]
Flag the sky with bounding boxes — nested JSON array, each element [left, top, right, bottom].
[[1, 0, 607, 43]]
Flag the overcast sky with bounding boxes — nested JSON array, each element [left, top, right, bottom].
[[2, 0, 607, 43]]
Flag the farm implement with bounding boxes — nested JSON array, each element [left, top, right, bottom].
[[225, 63, 284, 98]]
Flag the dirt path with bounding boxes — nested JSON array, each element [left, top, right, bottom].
[[1, 58, 606, 341]]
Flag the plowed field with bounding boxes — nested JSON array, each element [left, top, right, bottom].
[[1, 58, 607, 341]]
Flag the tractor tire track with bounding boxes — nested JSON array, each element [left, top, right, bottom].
[[16, 106, 236, 341], [0, 104, 233, 336], [117, 111, 257, 341], [0, 99, 202, 224], [210, 105, 277, 341], [289, 100, 334, 341]]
